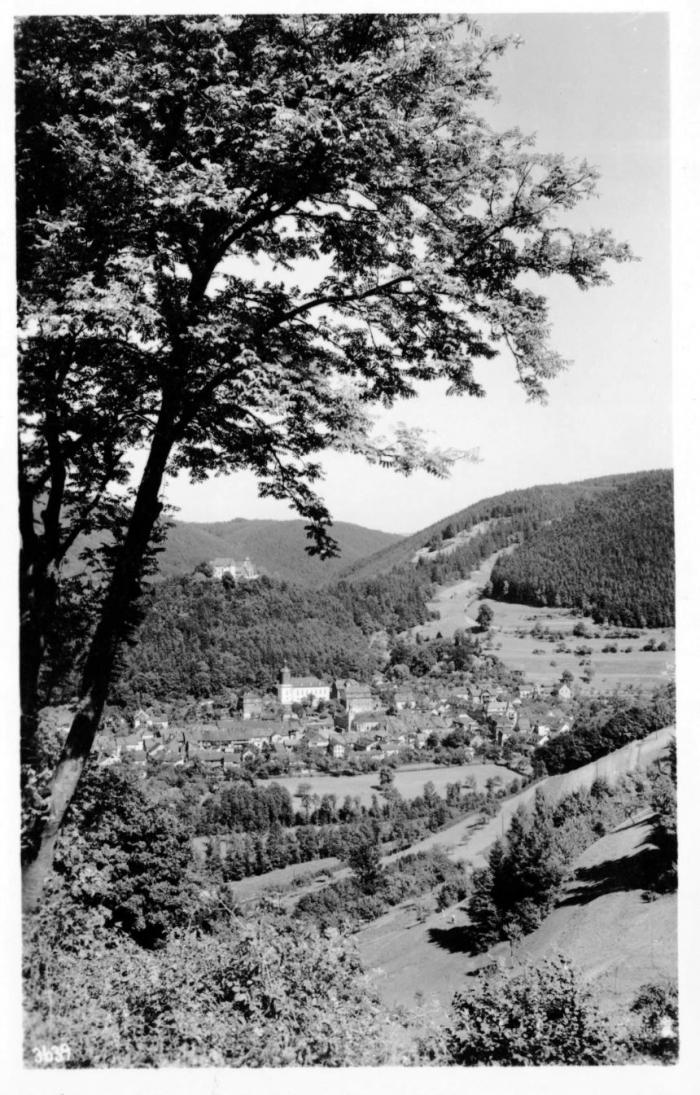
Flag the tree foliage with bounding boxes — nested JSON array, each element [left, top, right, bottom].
[[24, 903, 403, 1066], [50, 764, 200, 948], [17, 13, 632, 904], [476, 603, 494, 631]]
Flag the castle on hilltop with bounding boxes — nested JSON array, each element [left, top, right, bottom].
[[210, 557, 258, 581]]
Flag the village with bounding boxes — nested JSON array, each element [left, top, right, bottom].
[[78, 663, 576, 781]]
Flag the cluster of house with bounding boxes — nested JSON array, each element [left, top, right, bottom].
[[92, 667, 574, 774]]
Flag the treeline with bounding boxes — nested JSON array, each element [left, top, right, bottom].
[[533, 684, 675, 777], [197, 775, 523, 881], [468, 750, 677, 950], [488, 471, 674, 627]]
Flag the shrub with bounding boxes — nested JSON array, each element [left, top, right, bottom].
[[53, 764, 201, 948], [447, 956, 620, 1065], [628, 980, 679, 1062], [24, 905, 403, 1067]]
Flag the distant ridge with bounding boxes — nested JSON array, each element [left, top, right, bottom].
[[123, 517, 400, 589]]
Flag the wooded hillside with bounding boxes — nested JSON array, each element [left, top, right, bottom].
[[339, 471, 666, 585], [488, 471, 674, 627]]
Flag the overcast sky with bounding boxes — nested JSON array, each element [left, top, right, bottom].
[[156, 11, 671, 535]]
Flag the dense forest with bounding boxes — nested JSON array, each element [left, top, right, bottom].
[[101, 568, 434, 704], [487, 471, 674, 627], [339, 471, 665, 584], [111, 576, 380, 702]]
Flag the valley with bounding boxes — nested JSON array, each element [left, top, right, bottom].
[[25, 468, 678, 1068]]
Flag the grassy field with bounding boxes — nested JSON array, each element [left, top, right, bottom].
[[478, 599, 675, 693], [260, 761, 519, 810], [407, 551, 675, 694]]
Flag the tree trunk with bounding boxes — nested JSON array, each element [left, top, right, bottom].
[[21, 395, 180, 912]]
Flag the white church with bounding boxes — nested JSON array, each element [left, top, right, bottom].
[[277, 666, 331, 707]]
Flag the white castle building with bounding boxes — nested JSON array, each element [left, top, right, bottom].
[[210, 557, 258, 581]]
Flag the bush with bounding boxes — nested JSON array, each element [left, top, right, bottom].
[[24, 905, 402, 1066], [628, 980, 679, 1062], [447, 956, 620, 1065], [53, 764, 200, 948]]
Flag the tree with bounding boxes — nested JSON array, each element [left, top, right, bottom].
[[18, 14, 632, 909], [629, 980, 679, 1062], [346, 826, 384, 895], [378, 765, 395, 789], [50, 763, 199, 948], [476, 604, 495, 632]]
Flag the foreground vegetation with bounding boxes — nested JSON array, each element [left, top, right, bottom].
[[23, 732, 678, 1067]]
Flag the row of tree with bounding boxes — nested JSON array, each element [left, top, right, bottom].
[[196, 775, 517, 880]]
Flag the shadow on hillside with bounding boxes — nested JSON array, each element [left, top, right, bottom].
[[427, 925, 480, 955], [557, 842, 665, 909]]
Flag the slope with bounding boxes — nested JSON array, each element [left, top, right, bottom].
[[355, 725, 675, 1012], [488, 470, 674, 626], [337, 470, 664, 585]]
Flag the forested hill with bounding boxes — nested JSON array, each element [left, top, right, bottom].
[[159, 517, 402, 586], [66, 518, 402, 588], [488, 471, 674, 627], [337, 470, 669, 587], [108, 571, 430, 703]]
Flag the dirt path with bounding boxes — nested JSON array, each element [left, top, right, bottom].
[[408, 551, 504, 638]]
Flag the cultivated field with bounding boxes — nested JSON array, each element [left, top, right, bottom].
[[260, 761, 519, 810], [478, 598, 675, 693], [409, 553, 675, 694]]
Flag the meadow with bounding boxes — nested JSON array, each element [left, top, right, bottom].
[[477, 599, 675, 693], [410, 554, 675, 694], [260, 761, 518, 810]]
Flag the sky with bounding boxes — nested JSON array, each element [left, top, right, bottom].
[[156, 11, 672, 534]]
